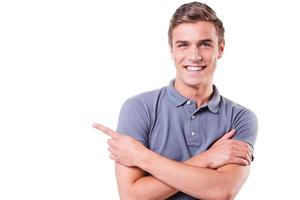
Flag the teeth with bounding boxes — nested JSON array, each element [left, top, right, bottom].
[[186, 66, 203, 71]]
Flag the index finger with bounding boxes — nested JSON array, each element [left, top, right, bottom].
[[92, 123, 119, 139]]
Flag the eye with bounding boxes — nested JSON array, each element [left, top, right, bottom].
[[200, 42, 211, 47], [177, 43, 187, 48]]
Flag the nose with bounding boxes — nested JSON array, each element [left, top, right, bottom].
[[189, 46, 202, 61]]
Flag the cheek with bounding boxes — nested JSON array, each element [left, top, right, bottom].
[[173, 52, 186, 64], [203, 51, 217, 62]]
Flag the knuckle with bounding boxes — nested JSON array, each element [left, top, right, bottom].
[[238, 158, 246, 165], [107, 138, 113, 144], [224, 155, 230, 161], [247, 149, 252, 156]]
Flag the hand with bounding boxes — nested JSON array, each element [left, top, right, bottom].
[[93, 123, 147, 167], [199, 129, 253, 169]]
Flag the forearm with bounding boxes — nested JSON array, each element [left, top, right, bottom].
[[123, 152, 209, 200], [126, 175, 177, 200], [138, 149, 248, 200]]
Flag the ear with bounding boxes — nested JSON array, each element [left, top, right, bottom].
[[217, 40, 225, 59]]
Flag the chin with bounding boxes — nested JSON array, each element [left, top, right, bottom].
[[183, 78, 204, 88]]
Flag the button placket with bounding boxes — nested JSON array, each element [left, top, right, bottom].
[[189, 115, 200, 143], [184, 99, 200, 145]]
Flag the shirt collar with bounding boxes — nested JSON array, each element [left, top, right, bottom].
[[166, 79, 187, 107], [166, 79, 221, 113], [206, 85, 221, 113]]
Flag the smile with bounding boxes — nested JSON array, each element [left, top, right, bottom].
[[185, 65, 207, 72]]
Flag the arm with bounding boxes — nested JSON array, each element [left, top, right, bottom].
[[114, 150, 213, 200], [138, 148, 249, 200], [94, 124, 252, 200], [116, 148, 250, 200], [115, 132, 250, 200], [115, 164, 177, 200]]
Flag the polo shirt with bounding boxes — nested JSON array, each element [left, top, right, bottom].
[[116, 80, 258, 200]]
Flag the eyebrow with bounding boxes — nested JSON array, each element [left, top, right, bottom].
[[175, 39, 214, 44], [199, 39, 213, 43], [175, 40, 189, 44]]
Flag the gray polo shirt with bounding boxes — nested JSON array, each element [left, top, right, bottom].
[[117, 80, 258, 200]]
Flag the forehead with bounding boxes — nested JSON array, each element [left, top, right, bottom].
[[172, 21, 218, 43]]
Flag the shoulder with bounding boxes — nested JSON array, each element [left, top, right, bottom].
[[117, 87, 168, 146], [222, 96, 257, 122], [121, 86, 168, 111], [221, 96, 258, 147]]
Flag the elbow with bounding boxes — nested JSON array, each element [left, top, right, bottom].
[[218, 190, 236, 200], [120, 195, 137, 200], [204, 193, 235, 200], [120, 193, 139, 200], [120, 189, 143, 200], [203, 187, 238, 200], [120, 191, 157, 200], [121, 198, 136, 200], [215, 188, 237, 200]]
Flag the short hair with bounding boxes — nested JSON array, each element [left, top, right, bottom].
[[168, 1, 225, 48]]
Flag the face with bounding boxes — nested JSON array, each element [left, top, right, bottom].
[[171, 21, 224, 89]]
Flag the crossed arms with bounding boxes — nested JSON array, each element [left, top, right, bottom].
[[93, 123, 253, 200]]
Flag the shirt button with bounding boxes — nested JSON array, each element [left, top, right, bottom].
[[187, 100, 191, 105], [191, 115, 196, 119], [191, 131, 196, 136]]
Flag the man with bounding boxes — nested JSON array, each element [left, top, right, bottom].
[[93, 2, 258, 200]]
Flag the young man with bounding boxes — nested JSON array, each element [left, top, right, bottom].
[[93, 2, 258, 200]]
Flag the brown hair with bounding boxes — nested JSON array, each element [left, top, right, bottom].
[[168, 1, 225, 48]]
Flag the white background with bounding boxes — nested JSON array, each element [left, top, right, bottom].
[[1, 0, 299, 199]]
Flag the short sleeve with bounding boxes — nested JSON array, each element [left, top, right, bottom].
[[231, 107, 258, 150], [116, 97, 150, 148]]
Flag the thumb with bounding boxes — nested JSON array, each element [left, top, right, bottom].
[[219, 129, 236, 141], [211, 129, 236, 148]]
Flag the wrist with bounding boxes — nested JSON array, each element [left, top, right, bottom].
[[135, 147, 152, 169], [200, 151, 212, 168], [185, 151, 210, 168]]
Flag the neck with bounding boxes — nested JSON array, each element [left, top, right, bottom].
[[174, 80, 213, 108]]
